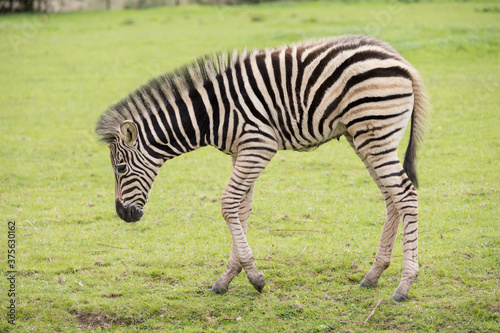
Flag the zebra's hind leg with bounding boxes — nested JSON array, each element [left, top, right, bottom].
[[359, 144, 419, 301], [345, 135, 400, 289], [212, 157, 255, 294], [213, 144, 276, 294]]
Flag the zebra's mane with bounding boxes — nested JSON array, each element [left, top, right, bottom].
[[96, 51, 238, 144]]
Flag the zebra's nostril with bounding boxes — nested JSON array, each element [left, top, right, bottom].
[[115, 200, 143, 223], [129, 205, 144, 222]]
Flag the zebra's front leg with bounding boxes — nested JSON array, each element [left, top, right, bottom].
[[218, 181, 264, 293], [211, 183, 255, 294], [212, 145, 275, 293]]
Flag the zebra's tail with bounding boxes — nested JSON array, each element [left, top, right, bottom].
[[403, 69, 431, 189]]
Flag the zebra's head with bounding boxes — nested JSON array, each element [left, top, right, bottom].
[[108, 120, 160, 223]]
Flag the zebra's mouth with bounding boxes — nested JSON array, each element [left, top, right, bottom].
[[115, 200, 143, 223]]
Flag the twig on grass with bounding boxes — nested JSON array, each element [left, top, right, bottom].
[[75, 280, 85, 287], [26, 220, 38, 229], [81, 250, 110, 253], [268, 229, 323, 233], [222, 317, 242, 321], [364, 298, 383, 324], [298, 246, 307, 260], [97, 243, 127, 249]]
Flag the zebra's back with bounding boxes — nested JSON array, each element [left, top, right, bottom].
[[226, 35, 421, 154]]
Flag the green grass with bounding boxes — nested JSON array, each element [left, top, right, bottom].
[[0, 0, 499, 331]]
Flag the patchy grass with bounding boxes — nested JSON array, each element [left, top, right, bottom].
[[0, 0, 499, 331]]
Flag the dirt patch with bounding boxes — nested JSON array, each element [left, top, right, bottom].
[[75, 312, 111, 330], [73, 311, 145, 329]]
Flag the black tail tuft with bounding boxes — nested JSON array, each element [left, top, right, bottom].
[[402, 65, 430, 190], [403, 116, 419, 189]]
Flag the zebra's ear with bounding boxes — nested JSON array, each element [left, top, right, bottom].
[[120, 120, 138, 146]]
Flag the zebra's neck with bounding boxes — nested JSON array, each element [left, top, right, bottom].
[[141, 88, 211, 161], [156, 69, 249, 157]]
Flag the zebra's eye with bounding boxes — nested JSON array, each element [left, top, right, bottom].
[[117, 164, 127, 174]]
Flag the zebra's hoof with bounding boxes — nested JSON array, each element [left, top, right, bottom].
[[250, 273, 266, 293], [211, 281, 228, 295], [211, 287, 226, 295], [360, 278, 377, 288], [390, 292, 408, 302]]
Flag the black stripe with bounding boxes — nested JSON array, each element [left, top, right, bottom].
[[301, 42, 335, 68], [380, 169, 406, 179], [374, 160, 400, 169], [404, 229, 418, 236], [189, 88, 210, 145], [218, 71, 232, 152], [155, 87, 181, 153], [294, 46, 307, 135], [231, 109, 240, 150], [238, 153, 271, 162], [271, 51, 296, 147], [239, 146, 277, 154], [403, 238, 417, 245], [345, 108, 410, 129], [174, 96, 197, 148], [284, 49, 297, 129], [354, 126, 383, 137], [356, 127, 403, 150], [387, 177, 412, 189], [394, 182, 414, 196], [203, 79, 220, 147]]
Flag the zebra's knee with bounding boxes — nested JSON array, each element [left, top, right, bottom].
[[220, 193, 239, 221], [377, 259, 391, 270]]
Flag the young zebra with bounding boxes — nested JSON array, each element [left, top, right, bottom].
[[96, 35, 430, 301]]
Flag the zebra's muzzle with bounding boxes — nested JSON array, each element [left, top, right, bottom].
[[115, 199, 144, 223]]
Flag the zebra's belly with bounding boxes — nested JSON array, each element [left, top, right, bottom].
[[289, 121, 347, 152]]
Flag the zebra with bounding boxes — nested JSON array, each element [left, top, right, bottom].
[[96, 35, 430, 301]]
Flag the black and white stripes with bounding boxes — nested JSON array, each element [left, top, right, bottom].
[[97, 35, 430, 301]]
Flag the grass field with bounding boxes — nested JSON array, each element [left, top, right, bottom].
[[1, 0, 499, 331]]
